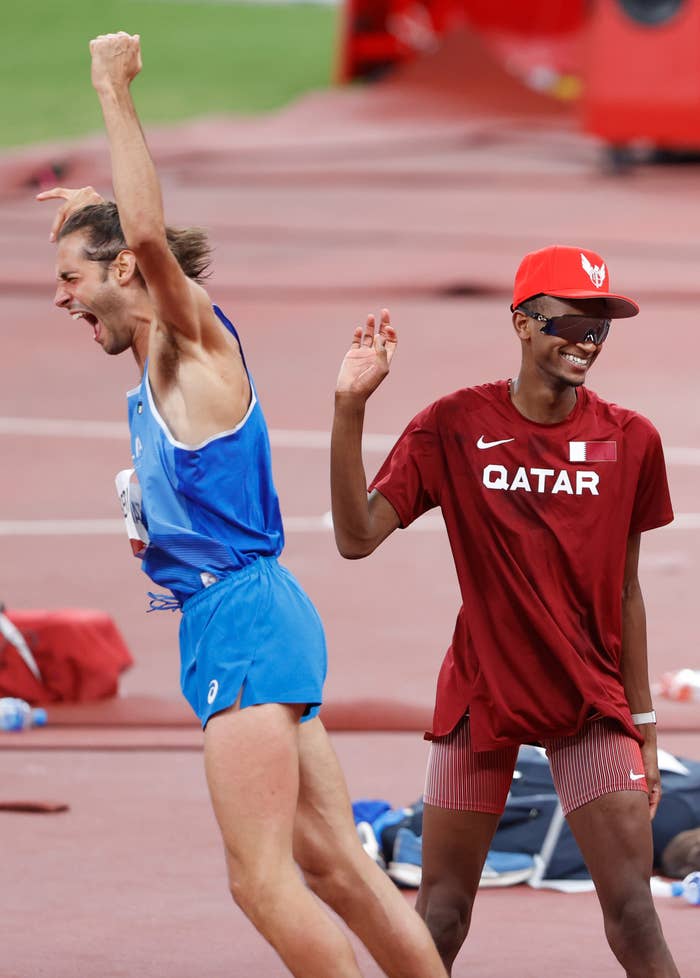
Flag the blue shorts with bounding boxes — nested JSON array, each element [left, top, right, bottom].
[[178, 556, 327, 728]]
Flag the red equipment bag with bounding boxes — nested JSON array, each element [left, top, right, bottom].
[[0, 607, 133, 704]]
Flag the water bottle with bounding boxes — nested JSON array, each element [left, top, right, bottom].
[[675, 872, 700, 905], [651, 872, 700, 904], [0, 697, 48, 731]]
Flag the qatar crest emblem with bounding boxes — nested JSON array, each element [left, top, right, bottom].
[[581, 253, 606, 288]]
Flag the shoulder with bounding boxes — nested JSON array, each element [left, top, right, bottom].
[[420, 380, 508, 428], [583, 389, 663, 445]]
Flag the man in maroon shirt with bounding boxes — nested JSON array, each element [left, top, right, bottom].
[[331, 246, 680, 977]]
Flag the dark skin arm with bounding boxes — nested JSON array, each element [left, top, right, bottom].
[[331, 310, 401, 558], [620, 532, 661, 818]]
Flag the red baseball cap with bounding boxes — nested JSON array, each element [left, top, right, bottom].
[[511, 245, 639, 319]]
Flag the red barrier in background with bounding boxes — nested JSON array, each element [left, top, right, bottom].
[[581, 0, 700, 150], [0, 609, 133, 704], [337, 0, 585, 82]]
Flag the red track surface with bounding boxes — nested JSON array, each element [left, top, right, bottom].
[[1, 33, 698, 976]]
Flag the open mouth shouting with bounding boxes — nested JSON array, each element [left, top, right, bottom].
[[70, 307, 102, 342]]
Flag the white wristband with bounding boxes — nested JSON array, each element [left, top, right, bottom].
[[631, 710, 656, 725]]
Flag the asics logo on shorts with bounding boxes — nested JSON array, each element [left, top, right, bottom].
[[207, 679, 219, 705]]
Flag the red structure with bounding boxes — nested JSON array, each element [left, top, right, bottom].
[[338, 0, 700, 153], [581, 0, 700, 150], [337, 0, 585, 82]]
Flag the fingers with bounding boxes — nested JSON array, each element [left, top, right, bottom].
[[36, 189, 72, 241], [49, 208, 67, 242], [378, 308, 397, 341], [36, 185, 104, 242], [361, 313, 375, 348], [350, 309, 397, 354], [90, 32, 143, 92], [349, 325, 364, 349], [648, 781, 662, 820], [90, 31, 140, 46], [35, 187, 71, 202]]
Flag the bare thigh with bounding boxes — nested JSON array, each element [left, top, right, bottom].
[[204, 701, 305, 879], [419, 804, 502, 899], [292, 716, 362, 871], [566, 789, 654, 906]]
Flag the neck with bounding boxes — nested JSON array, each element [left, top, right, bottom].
[[509, 372, 578, 424], [130, 307, 153, 372]]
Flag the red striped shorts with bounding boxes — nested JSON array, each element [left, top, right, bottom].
[[424, 714, 648, 816]]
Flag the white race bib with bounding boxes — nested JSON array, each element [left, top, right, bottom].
[[115, 468, 150, 557]]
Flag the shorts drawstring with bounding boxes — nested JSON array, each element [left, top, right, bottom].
[[147, 592, 181, 613]]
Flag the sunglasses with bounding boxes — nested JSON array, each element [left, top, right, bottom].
[[517, 308, 611, 346]]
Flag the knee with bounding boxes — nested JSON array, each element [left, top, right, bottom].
[[226, 858, 286, 926], [299, 850, 360, 914], [416, 879, 475, 962], [603, 887, 660, 954]]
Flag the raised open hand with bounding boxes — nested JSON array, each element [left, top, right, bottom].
[[89, 32, 142, 94], [36, 185, 105, 242], [336, 309, 397, 402]]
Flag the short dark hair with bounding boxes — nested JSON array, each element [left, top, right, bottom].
[[58, 201, 212, 283], [519, 294, 546, 313]]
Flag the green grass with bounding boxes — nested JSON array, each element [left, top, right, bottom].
[[3, 2, 339, 148]]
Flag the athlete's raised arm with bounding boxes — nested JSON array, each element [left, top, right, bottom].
[[88, 32, 215, 347], [331, 310, 401, 558]]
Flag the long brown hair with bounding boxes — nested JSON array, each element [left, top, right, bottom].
[[58, 201, 212, 283]]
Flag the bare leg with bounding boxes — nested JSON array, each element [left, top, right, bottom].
[[567, 790, 680, 978], [293, 717, 448, 978], [415, 805, 501, 975], [204, 702, 364, 978]]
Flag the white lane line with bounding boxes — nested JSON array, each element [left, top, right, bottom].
[[668, 513, 700, 529], [666, 447, 700, 465], [0, 520, 125, 536], [0, 417, 127, 438], [0, 417, 697, 463], [0, 417, 394, 451], [0, 513, 698, 535]]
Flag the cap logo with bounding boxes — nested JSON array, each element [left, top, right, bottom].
[[581, 253, 606, 289]]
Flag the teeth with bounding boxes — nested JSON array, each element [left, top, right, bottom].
[[561, 352, 587, 366], [70, 312, 84, 320]]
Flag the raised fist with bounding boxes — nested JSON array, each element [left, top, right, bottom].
[[89, 32, 142, 93]]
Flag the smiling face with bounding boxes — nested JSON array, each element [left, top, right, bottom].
[[515, 295, 611, 390], [54, 231, 135, 356]]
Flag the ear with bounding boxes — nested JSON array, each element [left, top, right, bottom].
[[112, 249, 139, 286], [512, 309, 532, 342]]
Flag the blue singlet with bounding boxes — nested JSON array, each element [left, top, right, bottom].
[[125, 305, 326, 725]]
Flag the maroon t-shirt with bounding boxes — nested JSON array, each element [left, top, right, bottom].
[[370, 380, 673, 751]]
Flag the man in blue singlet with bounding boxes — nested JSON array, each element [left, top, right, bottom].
[[38, 33, 448, 978]]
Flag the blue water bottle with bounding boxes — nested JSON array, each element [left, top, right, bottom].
[[669, 872, 700, 905], [0, 697, 48, 731]]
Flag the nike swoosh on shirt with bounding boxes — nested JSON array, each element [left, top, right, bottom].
[[476, 436, 515, 450], [629, 770, 645, 781]]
